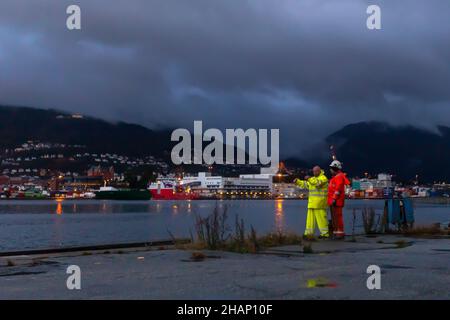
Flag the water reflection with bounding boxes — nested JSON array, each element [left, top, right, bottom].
[[186, 201, 192, 214], [155, 201, 162, 213], [0, 199, 448, 252], [52, 208, 64, 247], [101, 202, 108, 213], [172, 204, 179, 215], [55, 200, 63, 215], [274, 199, 285, 231]]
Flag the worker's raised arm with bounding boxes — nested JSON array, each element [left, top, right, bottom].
[[294, 178, 308, 189]]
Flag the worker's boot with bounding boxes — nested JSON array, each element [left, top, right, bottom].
[[303, 234, 316, 241], [332, 233, 345, 240]]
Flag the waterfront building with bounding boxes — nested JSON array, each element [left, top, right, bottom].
[[181, 172, 223, 189], [63, 176, 105, 190], [272, 183, 304, 198], [177, 171, 273, 198], [352, 173, 394, 191], [350, 173, 394, 198], [219, 174, 273, 198], [87, 165, 114, 181]]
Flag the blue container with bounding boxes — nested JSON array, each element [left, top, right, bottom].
[[387, 199, 401, 224], [352, 181, 361, 190], [386, 199, 415, 225], [402, 198, 415, 223]]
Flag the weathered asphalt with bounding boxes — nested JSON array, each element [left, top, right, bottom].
[[0, 235, 448, 299]]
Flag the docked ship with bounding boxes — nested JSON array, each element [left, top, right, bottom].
[[148, 178, 199, 200], [95, 186, 151, 200]]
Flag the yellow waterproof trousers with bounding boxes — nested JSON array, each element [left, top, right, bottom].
[[305, 208, 329, 237]]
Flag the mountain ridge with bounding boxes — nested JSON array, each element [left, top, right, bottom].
[[0, 105, 447, 182], [325, 121, 448, 182], [0, 105, 173, 158]]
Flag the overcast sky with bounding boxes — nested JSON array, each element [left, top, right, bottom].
[[0, 0, 449, 156]]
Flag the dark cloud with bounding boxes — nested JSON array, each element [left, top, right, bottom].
[[0, 0, 449, 157]]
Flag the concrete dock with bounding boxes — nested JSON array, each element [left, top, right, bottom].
[[0, 235, 448, 299]]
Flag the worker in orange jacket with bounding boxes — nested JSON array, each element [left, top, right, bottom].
[[328, 160, 350, 239]]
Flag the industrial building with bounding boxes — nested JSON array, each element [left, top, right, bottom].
[[351, 173, 394, 198], [180, 171, 273, 199]]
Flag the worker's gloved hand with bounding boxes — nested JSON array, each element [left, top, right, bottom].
[[304, 175, 311, 180], [293, 178, 299, 184]]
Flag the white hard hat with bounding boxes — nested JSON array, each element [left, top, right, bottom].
[[329, 160, 343, 170]]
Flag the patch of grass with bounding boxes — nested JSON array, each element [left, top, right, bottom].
[[82, 251, 92, 256], [177, 241, 207, 251], [403, 224, 447, 237], [186, 228, 304, 254], [394, 240, 410, 248], [172, 238, 197, 250], [191, 252, 206, 262], [257, 231, 303, 248], [190, 204, 304, 254], [362, 207, 381, 235], [194, 205, 230, 250]]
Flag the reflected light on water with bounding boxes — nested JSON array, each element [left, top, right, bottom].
[[275, 199, 285, 231], [55, 199, 63, 215], [186, 201, 192, 213]]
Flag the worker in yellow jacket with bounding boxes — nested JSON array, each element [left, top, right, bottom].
[[294, 166, 329, 239]]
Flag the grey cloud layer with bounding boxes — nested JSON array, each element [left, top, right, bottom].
[[0, 0, 449, 156]]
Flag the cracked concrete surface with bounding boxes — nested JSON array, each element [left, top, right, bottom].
[[0, 235, 448, 299]]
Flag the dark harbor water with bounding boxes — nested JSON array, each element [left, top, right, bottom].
[[0, 199, 449, 252]]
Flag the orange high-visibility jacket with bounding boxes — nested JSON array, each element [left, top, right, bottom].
[[327, 172, 350, 207]]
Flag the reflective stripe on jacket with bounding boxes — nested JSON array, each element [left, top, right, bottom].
[[295, 170, 328, 209]]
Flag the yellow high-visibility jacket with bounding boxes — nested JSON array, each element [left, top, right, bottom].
[[295, 170, 328, 209]]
